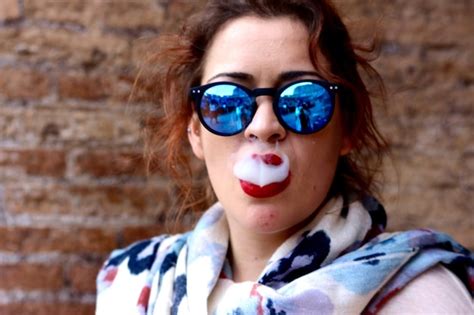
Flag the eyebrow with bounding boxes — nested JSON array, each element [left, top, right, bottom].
[[206, 70, 322, 86], [278, 71, 321, 83], [206, 72, 253, 84]]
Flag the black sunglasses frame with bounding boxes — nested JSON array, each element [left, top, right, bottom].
[[189, 79, 339, 136]]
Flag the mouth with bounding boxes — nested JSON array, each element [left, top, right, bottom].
[[234, 152, 291, 198], [255, 153, 283, 166], [240, 173, 291, 198]]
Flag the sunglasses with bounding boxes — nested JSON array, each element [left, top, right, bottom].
[[189, 79, 339, 136]]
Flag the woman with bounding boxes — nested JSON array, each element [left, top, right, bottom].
[[96, 1, 473, 314]]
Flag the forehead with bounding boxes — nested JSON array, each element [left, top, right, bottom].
[[201, 15, 315, 84], [213, 15, 308, 43]]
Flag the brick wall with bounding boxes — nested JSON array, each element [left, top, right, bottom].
[[0, 0, 472, 313]]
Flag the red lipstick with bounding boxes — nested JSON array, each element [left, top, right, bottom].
[[240, 174, 291, 198], [252, 153, 283, 166]]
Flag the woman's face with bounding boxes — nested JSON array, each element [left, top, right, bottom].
[[188, 16, 351, 238]]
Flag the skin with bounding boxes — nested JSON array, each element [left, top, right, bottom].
[[188, 15, 351, 282]]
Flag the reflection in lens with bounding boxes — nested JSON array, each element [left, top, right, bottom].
[[278, 82, 333, 133], [200, 84, 254, 135]]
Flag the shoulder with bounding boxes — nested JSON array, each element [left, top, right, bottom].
[[378, 264, 474, 314], [96, 233, 188, 314]]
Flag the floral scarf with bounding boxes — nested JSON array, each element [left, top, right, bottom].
[[96, 196, 473, 314]]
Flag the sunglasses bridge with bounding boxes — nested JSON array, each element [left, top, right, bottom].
[[248, 87, 277, 98]]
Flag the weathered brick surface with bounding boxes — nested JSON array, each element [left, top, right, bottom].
[[97, 0, 166, 31], [0, 0, 472, 313], [0, 0, 22, 22], [58, 73, 113, 101], [0, 263, 63, 290], [67, 261, 102, 294], [0, 68, 50, 100], [0, 227, 116, 254], [122, 225, 169, 246], [0, 106, 142, 146], [2, 183, 171, 218], [0, 149, 66, 178], [0, 303, 95, 315], [24, 0, 93, 26], [73, 149, 146, 178]]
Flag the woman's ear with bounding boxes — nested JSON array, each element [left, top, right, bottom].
[[339, 135, 352, 156], [187, 116, 204, 160]]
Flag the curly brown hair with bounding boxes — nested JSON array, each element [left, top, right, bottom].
[[136, 0, 388, 221]]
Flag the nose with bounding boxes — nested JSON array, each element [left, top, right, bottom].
[[244, 96, 286, 143]]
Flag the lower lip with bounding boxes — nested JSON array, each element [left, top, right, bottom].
[[240, 174, 291, 199]]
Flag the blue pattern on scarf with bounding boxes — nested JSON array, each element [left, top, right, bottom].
[[260, 230, 330, 287], [106, 237, 164, 275], [171, 275, 187, 315]]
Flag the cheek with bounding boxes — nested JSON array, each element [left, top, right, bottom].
[[200, 136, 238, 191], [295, 133, 343, 191], [203, 156, 229, 204], [203, 147, 225, 177], [301, 156, 338, 189]]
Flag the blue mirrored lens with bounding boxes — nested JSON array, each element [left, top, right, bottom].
[[277, 82, 333, 133], [200, 84, 254, 135]]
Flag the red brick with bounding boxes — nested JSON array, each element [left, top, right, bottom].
[[0, 226, 117, 254], [74, 150, 145, 178], [4, 183, 171, 217], [0, 263, 63, 291], [0, 27, 19, 50], [0, 0, 22, 21], [58, 73, 112, 101], [24, 0, 90, 25], [122, 225, 167, 246], [57, 71, 137, 102], [0, 303, 94, 315], [117, 58, 159, 102], [0, 106, 142, 147], [67, 184, 172, 215], [0, 68, 50, 100], [67, 261, 101, 294], [111, 71, 138, 102], [0, 149, 66, 178], [97, 0, 165, 30], [160, 1, 203, 32], [5, 27, 131, 69]]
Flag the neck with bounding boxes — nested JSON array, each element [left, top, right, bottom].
[[225, 202, 329, 283], [227, 224, 292, 283]]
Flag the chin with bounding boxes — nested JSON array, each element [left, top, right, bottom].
[[244, 204, 289, 233]]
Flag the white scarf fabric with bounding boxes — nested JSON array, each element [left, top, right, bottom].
[[96, 196, 473, 314]]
